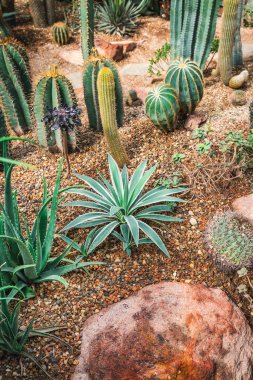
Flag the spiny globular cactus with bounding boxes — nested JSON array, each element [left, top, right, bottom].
[[170, 0, 220, 69], [0, 38, 33, 136], [97, 67, 128, 168], [165, 58, 204, 115], [145, 85, 180, 132], [218, 0, 240, 85], [80, 0, 94, 61], [83, 52, 124, 131], [52, 22, 69, 46], [34, 67, 78, 153], [205, 211, 253, 273]]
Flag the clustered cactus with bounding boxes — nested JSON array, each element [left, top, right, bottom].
[[205, 211, 253, 273], [52, 22, 69, 46]]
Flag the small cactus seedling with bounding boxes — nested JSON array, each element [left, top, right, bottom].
[[145, 84, 180, 132], [97, 67, 128, 168], [165, 58, 204, 115], [52, 22, 69, 46], [205, 210, 253, 273], [34, 66, 78, 153]]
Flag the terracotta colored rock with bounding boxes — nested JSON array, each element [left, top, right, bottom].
[[73, 282, 253, 380], [110, 40, 138, 54], [184, 112, 208, 131], [232, 193, 253, 226], [95, 39, 124, 62]]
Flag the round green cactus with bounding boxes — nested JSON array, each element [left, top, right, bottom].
[[165, 58, 204, 115], [52, 22, 69, 46], [145, 84, 180, 132]]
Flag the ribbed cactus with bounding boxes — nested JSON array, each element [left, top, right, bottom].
[[29, 0, 55, 27], [0, 111, 6, 162], [0, 38, 32, 136], [165, 58, 204, 115], [83, 53, 124, 131], [232, 0, 244, 66], [34, 67, 78, 153], [218, 0, 240, 85], [52, 22, 69, 46], [97, 67, 128, 168], [250, 101, 253, 129], [0, 5, 11, 37], [80, 0, 94, 61], [145, 85, 180, 132], [170, 0, 220, 69]]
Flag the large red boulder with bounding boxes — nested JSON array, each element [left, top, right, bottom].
[[73, 282, 253, 380]]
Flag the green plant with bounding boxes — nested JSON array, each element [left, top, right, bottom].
[[0, 38, 33, 135], [205, 36, 220, 71], [232, 0, 244, 66], [165, 58, 204, 115], [0, 137, 36, 168], [0, 158, 102, 295], [196, 141, 212, 155], [170, 0, 220, 69], [172, 152, 185, 163], [155, 172, 184, 213], [250, 101, 253, 130], [243, 3, 253, 27], [148, 42, 171, 77], [145, 84, 180, 132], [95, 0, 152, 36], [218, 0, 240, 85], [80, 0, 94, 61], [205, 211, 253, 273], [52, 21, 69, 45], [34, 66, 78, 153], [192, 127, 209, 141], [29, 0, 55, 27], [97, 67, 129, 168], [83, 53, 124, 131], [61, 155, 186, 256]]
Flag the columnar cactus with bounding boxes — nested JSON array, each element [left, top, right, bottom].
[[52, 22, 69, 46], [250, 101, 253, 129], [145, 85, 180, 132], [34, 67, 78, 153], [232, 0, 244, 66], [0, 38, 33, 136], [97, 67, 128, 168], [0, 111, 6, 161], [218, 0, 240, 85], [29, 0, 55, 27], [165, 58, 204, 115], [80, 0, 94, 61], [83, 53, 124, 131], [170, 0, 220, 69]]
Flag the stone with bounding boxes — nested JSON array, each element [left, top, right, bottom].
[[189, 217, 198, 226], [232, 193, 253, 226], [68, 71, 82, 90], [110, 40, 138, 54], [59, 49, 83, 66], [184, 112, 208, 131], [120, 63, 149, 76], [126, 90, 143, 107], [231, 90, 247, 106], [95, 39, 124, 62], [73, 282, 253, 380]]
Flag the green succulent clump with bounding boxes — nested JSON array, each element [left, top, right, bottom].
[[205, 211, 253, 273]]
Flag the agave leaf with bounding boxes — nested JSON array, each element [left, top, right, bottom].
[[108, 155, 124, 204], [128, 165, 157, 209], [65, 188, 111, 209], [34, 275, 68, 288], [124, 216, 139, 246], [44, 243, 73, 271], [138, 220, 169, 257], [61, 212, 109, 232], [61, 200, 108, 212], [88, 221, 119, 254]]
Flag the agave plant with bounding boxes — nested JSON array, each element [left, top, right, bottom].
[[61, 155, 185, 256], [95, 0, 152, 36]]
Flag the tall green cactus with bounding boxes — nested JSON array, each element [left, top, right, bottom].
[[80, 0, 94, 61], [34, 67, 78, 153], [0, 111, 6, 163], [170, 0, 220, 69], [29, 0, 55, 28], [0, 38, 33, 136], [232, 0, 244, 66], [218, 0, 240, 85], [165, 58, 204, 115], [83, 53, 124, 131], [97, 67, 128, 168]]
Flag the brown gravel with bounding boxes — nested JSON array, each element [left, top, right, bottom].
[[1, 7, 253, 380]]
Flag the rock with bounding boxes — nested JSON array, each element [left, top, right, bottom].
[[68, 71, 82, 89], [110, 40, 138, 54], [59, 49, 83, 66], [189, 217, 198, 226], [73, 282, 253, 380], [120, 63, 149, 76], [95, 39, 124, 62], [184, 112, 208, 131], [231, 90, 247, 106], [232, 193, 253, 226], [229, 70, 249, 89], [126, 90, 143, 107]]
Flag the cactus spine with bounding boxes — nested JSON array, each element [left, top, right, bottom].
[[232, 0, 244, 66], [145, 85, 180, 132], [52, 22, 69, 46], [165, 58, 204, 115], [80, 0, 94, 61], [97, 67, 128, 168], [34, 67, 77, 153], [218, 0, 240, 85], [0, 38, 33, 136], [83, 54, 124, 131], [170, 0, 220, 69], [29, 0, 55, 27]]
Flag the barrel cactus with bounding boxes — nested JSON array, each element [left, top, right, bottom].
[[52, 22, 69, 46], [205, 211, 253, 273], [34, 67, 78, 153], [80, 0, 94, 61], [97, 67, 128, 168], [145, 85, 180, 132], [0, 38, 33, 135], [165, 58, 204, 115], [83, 53, 124, 131]]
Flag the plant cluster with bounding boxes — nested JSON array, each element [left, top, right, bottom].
[[148, 42, 171, 77], [243, 3, 253, 27]]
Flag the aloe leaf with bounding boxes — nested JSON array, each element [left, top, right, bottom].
[[34, 275, 68, 288]]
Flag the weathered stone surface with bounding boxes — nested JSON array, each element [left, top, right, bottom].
[[95, 39, 124, 62], [231, 90, 247, 106], [73, 282, 253, 380], [184, 112, 208, 131], [120, 63, 149, 76], [232, 193, 253, 225]]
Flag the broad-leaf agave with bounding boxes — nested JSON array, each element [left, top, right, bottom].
[[61, 155, 186, 256]]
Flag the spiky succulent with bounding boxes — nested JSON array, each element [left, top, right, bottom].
[[205, 210, 253, 273]]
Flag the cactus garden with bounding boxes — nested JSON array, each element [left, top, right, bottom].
[[1, 0, 253, 379]]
